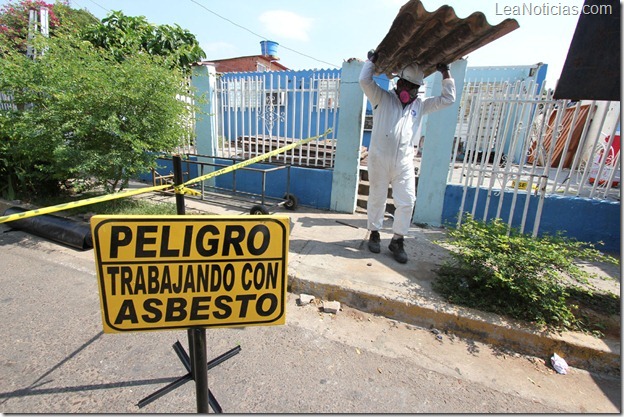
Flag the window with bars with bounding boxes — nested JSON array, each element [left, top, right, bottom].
[[222, 78, 264, 109], [316, 78, 339, 110]]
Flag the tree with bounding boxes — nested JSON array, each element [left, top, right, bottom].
[[0, 5, 205, 198], [0, 34, 199, 197], [81, 10, 206, 73]]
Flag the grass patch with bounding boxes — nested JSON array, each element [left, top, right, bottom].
[[77, 198, 178, 216]]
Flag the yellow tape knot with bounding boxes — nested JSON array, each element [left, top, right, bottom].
[[174, 184, 200, 196]]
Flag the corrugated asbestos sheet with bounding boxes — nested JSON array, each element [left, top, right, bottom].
[[373, 0, 519, 78]]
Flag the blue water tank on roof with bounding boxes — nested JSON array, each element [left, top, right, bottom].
[[260, 40, 279, 57]]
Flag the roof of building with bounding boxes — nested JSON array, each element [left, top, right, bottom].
[[373, 0, 519, 78], [206, 55, 289, 72]]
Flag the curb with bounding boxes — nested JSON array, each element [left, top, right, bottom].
[[288, 274, 620, 376]]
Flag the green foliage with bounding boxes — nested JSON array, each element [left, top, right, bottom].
[[0, 33, 199, 197], [433, 214, 619, 333], [0, 0, 61, 52], [81, 10, 206, 73], [51, 2, 99, 36]]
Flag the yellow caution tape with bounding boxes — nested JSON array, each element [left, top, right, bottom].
[[0, 184, 172, 224], [173, 184, 201, 196], [0, 129, 332, 224]]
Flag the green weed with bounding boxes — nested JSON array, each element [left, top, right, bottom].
[[433, 214, 620, 335]]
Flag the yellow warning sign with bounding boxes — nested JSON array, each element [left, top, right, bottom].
[[90, 215, 289, 333]]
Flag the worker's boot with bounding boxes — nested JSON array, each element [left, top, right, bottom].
[[388, 236, 407, 263], [368, 230, 381, 253]]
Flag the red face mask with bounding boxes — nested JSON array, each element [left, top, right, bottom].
[[399, 90, 412, 104], [396, 78, 418, 104]]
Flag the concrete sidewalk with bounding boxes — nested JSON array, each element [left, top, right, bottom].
[[139, 191, 620, 376]]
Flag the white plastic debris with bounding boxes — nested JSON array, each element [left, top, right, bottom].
[[298, 294, 315, 305], [550, 353, 569, 375]]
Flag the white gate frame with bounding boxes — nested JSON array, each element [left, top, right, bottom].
[[450, 79, 621, 236]]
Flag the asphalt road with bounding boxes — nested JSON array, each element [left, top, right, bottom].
[[0, 225, 620, 413]]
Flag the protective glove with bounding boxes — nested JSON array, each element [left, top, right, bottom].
[[367, 49, 378, 63], [436, 63, 450, 72]]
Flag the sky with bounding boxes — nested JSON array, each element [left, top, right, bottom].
[[2, 0, 590, 88]]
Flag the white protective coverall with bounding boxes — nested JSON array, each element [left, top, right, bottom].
[[359, 60, 456, 236]]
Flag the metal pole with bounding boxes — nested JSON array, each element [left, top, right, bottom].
[[190, 328, 210, 413], [173, 155, 186, 216], [173, 155, 210, 414]]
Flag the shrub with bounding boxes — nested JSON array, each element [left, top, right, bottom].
[[433, 214, 619, 332], [0, 33, 199, 197]]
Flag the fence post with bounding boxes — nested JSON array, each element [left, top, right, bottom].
[[413, 59, 467, 226], [330, 59, 366, 213], [192, 63, 219, 188]]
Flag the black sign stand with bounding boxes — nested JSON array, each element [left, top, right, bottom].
[[137, 155, 241, 413], [137, 341, 241, 410]]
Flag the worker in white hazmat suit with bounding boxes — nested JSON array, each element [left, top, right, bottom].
[[359, 51, 455, 263]]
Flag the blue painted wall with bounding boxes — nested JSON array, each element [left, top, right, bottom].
[[141, 156, 332, 209], [442, 185, 620, 254], [362, 131, 372, 149], [138, 156, 200, 183]]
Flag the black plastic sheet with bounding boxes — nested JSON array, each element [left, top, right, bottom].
[[554, 0, 620, 101], [3, 206, 93, 250]]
